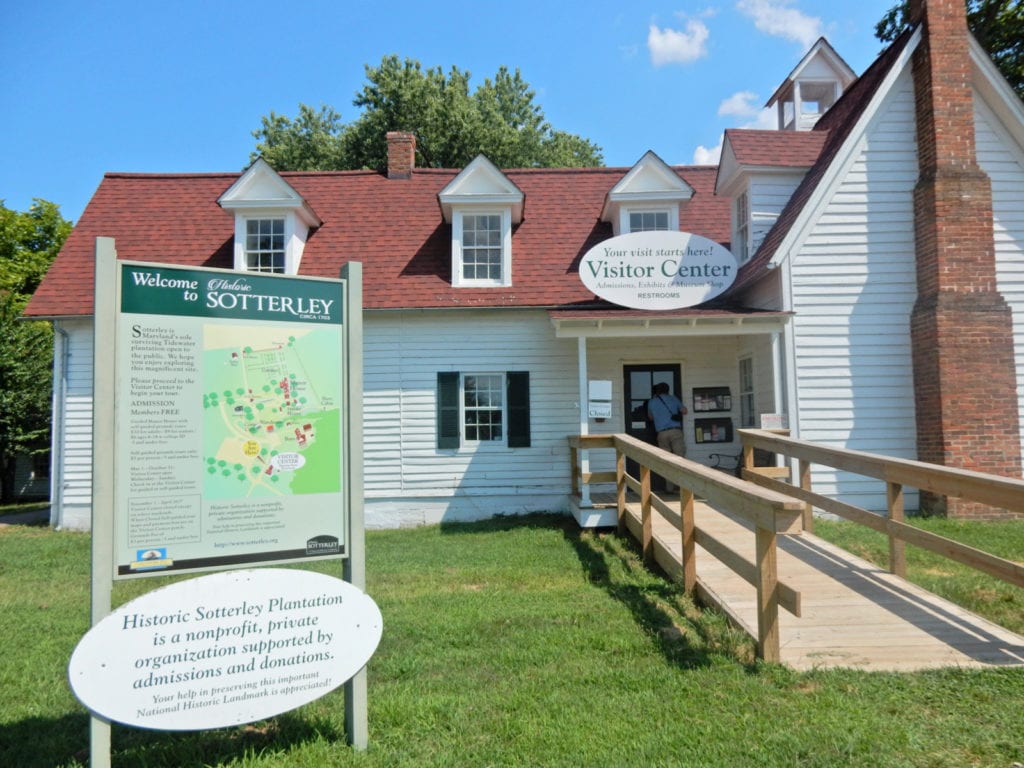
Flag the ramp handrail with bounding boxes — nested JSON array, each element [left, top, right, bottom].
[[569, 433, 805, 662], [737, 429, 1024, 590]]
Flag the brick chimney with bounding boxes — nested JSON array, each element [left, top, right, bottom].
[[386, 131, 416, 179], [908, 0, 1023, 517]]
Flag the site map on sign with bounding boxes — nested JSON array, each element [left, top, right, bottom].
[[202, 324, 342, 498]]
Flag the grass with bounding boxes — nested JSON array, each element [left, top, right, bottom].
[[0, 512, 1022, 767]]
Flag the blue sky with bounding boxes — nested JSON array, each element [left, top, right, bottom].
[[2, 0, 897, 223]]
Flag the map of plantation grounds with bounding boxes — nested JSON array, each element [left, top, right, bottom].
[[203, 324, 342, 499], [110, 259, 353, 575]]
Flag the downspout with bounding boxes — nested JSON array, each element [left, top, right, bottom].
[[51, 324, 69, 529]]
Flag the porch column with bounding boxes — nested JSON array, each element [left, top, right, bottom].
[[770, 331, 784, 417], [577, 337, 592, 507]]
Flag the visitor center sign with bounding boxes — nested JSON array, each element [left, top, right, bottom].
[[579, 231, 738, 310]]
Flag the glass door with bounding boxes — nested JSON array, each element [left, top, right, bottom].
[[623, 364, 681, 488]]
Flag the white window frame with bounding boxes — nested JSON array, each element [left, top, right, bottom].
[[461, 372, 506, 445], [233, 212, 300, 275], [451, 208, 512, 287], [621, 205, 677, 234]]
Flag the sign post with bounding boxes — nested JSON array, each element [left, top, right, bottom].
[[78, 241, 372, 764]]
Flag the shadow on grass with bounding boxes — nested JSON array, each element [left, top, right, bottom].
[[0, 710, 344, 768], [438, 511, 574, 536], [441, 512, 752, 670]]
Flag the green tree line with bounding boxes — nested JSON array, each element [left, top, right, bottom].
[[0, 200, 71, 504]]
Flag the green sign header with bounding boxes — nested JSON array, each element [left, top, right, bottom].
[[120, 264, 344, 324]]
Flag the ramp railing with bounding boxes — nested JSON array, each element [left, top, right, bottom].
[[737, 429, 1024, 591], [569, 433, 805, 661]]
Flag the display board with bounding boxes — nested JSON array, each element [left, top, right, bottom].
[[113, 261, 348, 576]]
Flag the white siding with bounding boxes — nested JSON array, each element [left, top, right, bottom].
[[976, 96, 1024, 466], [789, 70, 920, 511], [750, 172, 807, 255], [52, 319, 94, 530], [47, 308, 787, 529], [363, 310, 580, 526]]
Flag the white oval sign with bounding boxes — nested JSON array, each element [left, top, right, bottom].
[[271, 452, 305, 472], [68, 568, 383, 731], [579, 230, 738, 310]]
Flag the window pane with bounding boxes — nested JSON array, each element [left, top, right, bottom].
[[462, 214, 503, 281], [629, 211, 669, 232], [463, 373, 503, 442], [245, 218, 286, 273]]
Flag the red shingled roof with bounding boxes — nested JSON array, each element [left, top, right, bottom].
[[25, 164, 731, 317], [723, 129, 828, 168]]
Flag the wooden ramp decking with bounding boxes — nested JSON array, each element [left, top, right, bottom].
[[610, 496, 1024, 672]]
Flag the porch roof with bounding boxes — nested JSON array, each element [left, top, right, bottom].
[[548, 307, 791, 338]]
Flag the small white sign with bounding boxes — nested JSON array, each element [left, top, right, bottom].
[[68, 568, 383, 731], [579, 231, 738, 310], [760, 413, 788, 430]]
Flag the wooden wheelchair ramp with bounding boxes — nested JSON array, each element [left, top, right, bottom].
[[622, 499, 1024, 671]]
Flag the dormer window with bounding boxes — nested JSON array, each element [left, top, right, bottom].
[[628, 210, 671, 232], [601, 151, 693, 236], [457, 211, 509, 283], [245, 218, 286, 273], [439, 156, 524, 288], [218, 158, 321, 276]]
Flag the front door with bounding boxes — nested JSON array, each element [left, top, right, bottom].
[[624, 364, 682, 488]]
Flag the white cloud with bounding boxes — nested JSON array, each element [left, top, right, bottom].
[[717, 91, 760, 117], [693, 141, 723, 165], [647, 19, 710, 67], [735, 0, 823, 49], [748, 107, 778, 130], [692, 105, 777, 164]]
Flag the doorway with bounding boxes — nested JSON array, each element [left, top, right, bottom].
[[623, 364, 682, 489]]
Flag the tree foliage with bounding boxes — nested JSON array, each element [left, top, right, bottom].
[[876, 0, 1024, 99], [0, 199, 71, 503], [252, 56, 603, 171], [248, 104, 347, 172]]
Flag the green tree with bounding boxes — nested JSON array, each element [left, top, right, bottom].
[[0, 199, 71, 296], [251, 103, 347, 172], [252, 56, 603, 171], [876, 0, 1024, 99], [0, 199, 72, 504]]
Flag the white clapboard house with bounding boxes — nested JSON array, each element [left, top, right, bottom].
[[26, 0, 1024, 529]]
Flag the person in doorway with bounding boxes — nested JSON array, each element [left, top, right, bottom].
[[647, 382, 687, 492]]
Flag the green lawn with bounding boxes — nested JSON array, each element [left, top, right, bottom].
[[1, 513, 1022, 768]]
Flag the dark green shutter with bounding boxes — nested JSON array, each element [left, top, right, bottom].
[[506, 371, 530, 448], [437, 371, 460, 449]]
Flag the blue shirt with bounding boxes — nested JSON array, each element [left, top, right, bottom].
[[648, 393, 683, 432]]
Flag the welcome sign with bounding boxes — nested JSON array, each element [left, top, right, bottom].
[[114, 262, 348, 577], [579, 231, 738, 310]]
